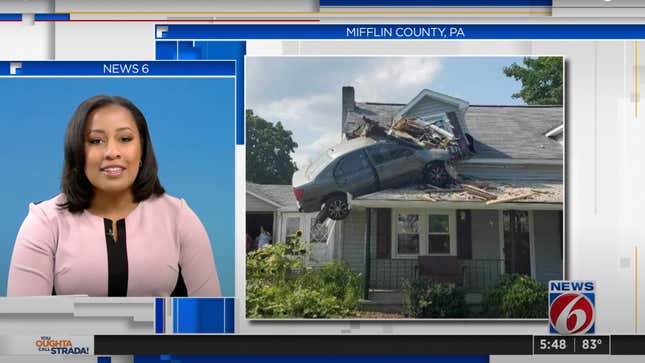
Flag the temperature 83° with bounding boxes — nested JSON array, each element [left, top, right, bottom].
[[580, 338, 602, 350]]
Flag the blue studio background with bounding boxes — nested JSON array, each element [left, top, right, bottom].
[[0, 77, 235, 296]]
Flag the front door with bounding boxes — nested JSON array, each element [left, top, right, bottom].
[[503, 210, 531, 275], [309, 217, 335, 264], [280, 213, 336, 264]]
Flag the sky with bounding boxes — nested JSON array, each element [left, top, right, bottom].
[[0, 77, 235, 296], [246, 56, 528, 169]]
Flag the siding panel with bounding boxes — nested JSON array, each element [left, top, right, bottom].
[[403, 97, 457, 119], [341, 208, 367, 274], [246, 194, 278, 212]]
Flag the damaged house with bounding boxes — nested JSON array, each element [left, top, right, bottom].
[[247, 86, 563, 300]]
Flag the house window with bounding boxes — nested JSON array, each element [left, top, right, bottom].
[[392, 209, 456, 258], [309, 218, 330, 243], [428, 214, 450, 254], [367, 143, 414, 165], [396, 213, 420, 255], [333, 150, 371, 181]]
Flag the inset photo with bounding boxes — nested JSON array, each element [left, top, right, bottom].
[[245, 56, 564, 319]]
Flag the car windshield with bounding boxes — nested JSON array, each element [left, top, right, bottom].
[[306, 150, 333, 178]]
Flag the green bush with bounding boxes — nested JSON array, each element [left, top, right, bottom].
[[402, 279, 467, 318], [483, 274, 548, 318], [246, 238, 362, 319]]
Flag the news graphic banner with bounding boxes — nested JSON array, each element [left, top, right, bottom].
[[155, 41, 246, 146], [155, 24, 645, 40], [0, 60, 234, 76], [0, 297, 234, 357]]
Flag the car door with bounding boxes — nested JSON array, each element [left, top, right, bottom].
[[366, 142, 418, 189], [333, 149, 378, 197]]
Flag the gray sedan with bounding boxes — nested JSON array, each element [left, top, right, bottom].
[[292, 137, 456, 220]]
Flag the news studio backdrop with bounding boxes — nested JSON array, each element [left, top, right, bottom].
[[0, 0, 644, 362]]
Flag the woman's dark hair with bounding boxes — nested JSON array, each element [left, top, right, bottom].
[[59, 95, 165, 213]]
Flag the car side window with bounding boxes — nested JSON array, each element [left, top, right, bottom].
[[334, 150, 370, 181], [390, 146, 414, 159], [368, 143, 414, 165]]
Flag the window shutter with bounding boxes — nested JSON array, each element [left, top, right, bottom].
[[376, 209, 391, 258], [457, 210, 472, 259]]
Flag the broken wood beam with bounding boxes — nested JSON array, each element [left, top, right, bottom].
[[423, 194, 437, 202], [485, 192, 534, 205], [462, 184, 498, 200], [419, 186, 463, 193]]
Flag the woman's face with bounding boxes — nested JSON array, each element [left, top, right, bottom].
[[84, 104, 142, 197]]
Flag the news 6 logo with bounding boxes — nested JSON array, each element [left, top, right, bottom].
[[548, 280, 595, 334]]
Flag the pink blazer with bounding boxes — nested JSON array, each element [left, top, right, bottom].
[[7, 193, 221, 297]]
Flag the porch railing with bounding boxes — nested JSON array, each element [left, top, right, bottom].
[[369, 259, 418, 290], [368, 258, 504, 291], [458, 258, 504, 291]]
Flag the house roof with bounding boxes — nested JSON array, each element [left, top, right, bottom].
[[354, 180, 562, 205], [344, 103, 563, 161], [393, 89, 469, 121], [247, 182, 298, 210]]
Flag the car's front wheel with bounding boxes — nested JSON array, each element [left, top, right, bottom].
[[423, 161, 451, 187], [325, 195, 350, 220]]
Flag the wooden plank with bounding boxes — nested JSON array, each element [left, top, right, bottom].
[[424, 194, 437, 202], [462, 184, 498, 200], [485, 192, 534, 205]]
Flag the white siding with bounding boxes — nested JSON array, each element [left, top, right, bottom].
[[246, 193, 278, 212], [403, 96, 458, 119], [341, 208, 367, 274], [471, 210, 501, 259]]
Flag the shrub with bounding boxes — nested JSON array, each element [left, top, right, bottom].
[[246, 237, 362, 319], [483, 274, 548, 318], [301, 262, 363, 312], [402, 279, 467, 318]]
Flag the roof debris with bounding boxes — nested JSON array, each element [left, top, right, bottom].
[[348, 111, 474, 161], [357, 180, 562, 204]]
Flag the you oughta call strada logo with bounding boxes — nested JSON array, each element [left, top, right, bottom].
[[549, 281, 595, 335], [346, 26, 466, 39], [34, 336, 90, 355]]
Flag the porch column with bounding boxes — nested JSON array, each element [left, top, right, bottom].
[[364, 208, 371, 300]]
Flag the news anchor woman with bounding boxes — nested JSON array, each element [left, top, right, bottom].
[[7, 95, 221, 297]]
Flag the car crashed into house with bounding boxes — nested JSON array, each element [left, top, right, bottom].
[[292, 111, 476, 221]]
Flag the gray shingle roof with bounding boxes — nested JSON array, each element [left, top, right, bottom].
[[467, 106, 562, 160], [344, 103, 563, 160], [247, 182, 298, 209]]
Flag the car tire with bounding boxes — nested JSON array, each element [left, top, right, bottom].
[[325, 195, 350, 220], [423, 161, 451, 187], [315, 207, 329, 224]]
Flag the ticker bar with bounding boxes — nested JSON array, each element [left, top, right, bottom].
[[611, 335, 645, 355], [94, 335, 533, 355], [533, 336, 609, 355]]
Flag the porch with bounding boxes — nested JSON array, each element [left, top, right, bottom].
[[339, 201, 563, 310], [368, 257, 504, 291]]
